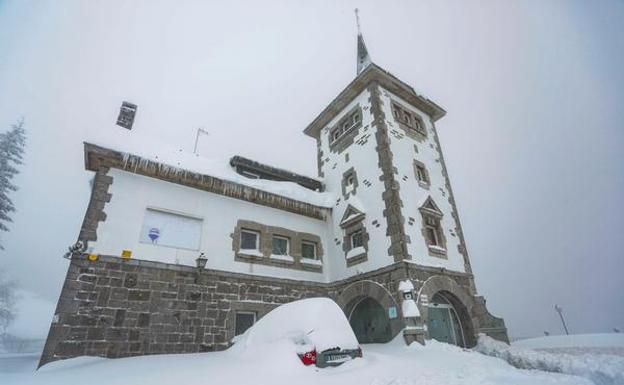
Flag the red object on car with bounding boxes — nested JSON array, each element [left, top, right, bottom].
[[299, 349, 317, 366]]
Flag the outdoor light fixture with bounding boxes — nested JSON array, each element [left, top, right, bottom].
[[194, 253, 207, 284], [196, 252, 207, 270]]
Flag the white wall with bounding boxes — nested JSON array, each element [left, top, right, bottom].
[[91, 169, 332, 282], [316, 89, 394, 280], [379, 86, 466, 273]]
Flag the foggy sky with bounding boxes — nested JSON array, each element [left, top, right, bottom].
[[0, 0, 622, 340]]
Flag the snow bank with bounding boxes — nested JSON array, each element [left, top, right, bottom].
[[476, 334, 624, 385], [4, 331, 597, 385], [234, 298, 359, 354], [513, 334, 624, 350], [86, 130, 335, 207]]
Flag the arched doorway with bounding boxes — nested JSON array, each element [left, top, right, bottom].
[[427, 292, 466, 346], [334, 280, 403, 343], [418, 275, 477, 347], [348, 297, 392, 343]]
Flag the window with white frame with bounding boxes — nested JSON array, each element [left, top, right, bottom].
[[424, 216, 442, 247], [272, 235, 289, 256], [301, 241, 317, 260], [350, 229, 364, 249], [240, 229, 260, 250]]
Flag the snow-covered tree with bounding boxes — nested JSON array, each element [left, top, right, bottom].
[[0, 119, 26, 249], [0, 269, 16, 337]]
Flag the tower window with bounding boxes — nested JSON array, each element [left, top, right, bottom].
[[351, 229, 364, 248], [341, 168, 358, 199], [424, 216, 441, 246], [330, 107, 363, 144], [414, 161, 430, 186], [391, 101, 425, 137], [419, 197, 447, 256]]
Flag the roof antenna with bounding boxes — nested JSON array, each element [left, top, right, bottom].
[[355, 8, 371, 75]]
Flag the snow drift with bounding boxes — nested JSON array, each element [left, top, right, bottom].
[[233, 298, 359, 354], [476, 334, 624, 385]]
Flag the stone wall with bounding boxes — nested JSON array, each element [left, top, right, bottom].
[[40, 254, 507, 367]]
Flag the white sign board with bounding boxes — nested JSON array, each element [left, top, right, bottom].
[[139, 208, 202, 250]]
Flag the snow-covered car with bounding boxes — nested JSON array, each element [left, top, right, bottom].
[[233, 298, 362, 367]]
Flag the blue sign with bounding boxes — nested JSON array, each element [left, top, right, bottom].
[[388, 306, 398, 319], [148, 228, 160, 243]]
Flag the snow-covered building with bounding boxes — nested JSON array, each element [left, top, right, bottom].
[[40, 32, 507, 366]]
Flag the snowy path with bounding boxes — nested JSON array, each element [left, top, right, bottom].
[[0, 339, 594, 385]]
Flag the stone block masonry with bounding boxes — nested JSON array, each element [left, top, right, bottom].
[[40, 254, 507, 367]]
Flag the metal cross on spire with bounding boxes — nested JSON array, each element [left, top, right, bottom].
[[355, 8, 372, 75]]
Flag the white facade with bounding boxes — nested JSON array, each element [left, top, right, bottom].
[[88, 66, 467, 283]]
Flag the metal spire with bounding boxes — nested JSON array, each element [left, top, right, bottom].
[[355, 8, 372, 75]]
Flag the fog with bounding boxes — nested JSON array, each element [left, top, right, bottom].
[[0, 0, 622, 340]]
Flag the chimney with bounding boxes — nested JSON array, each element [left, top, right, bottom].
[[116, 101, 137, 130]]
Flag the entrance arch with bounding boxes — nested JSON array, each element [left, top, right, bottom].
[[418, 275, 477, 347], [335, 280, 403, 343], [348, 297, 391, 343], [427, 292, 466, 346]]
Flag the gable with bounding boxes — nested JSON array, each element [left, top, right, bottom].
[[340, 204, 365, 228]]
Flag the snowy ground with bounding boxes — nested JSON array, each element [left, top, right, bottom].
[[0, 337, 600, 385]]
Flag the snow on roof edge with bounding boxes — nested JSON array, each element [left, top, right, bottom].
[[85, 140, 336, 209]]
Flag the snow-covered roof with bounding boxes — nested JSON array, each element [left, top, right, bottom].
[[83, 132, 336, 209]]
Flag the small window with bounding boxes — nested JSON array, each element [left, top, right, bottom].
[[351, 230, 363, 248], [416, 164, 428, 184], [424, 216, 441, 246], [404, 113, 411, 125], [272, 235, 289, 256], [240, 230, 259, 250], [235, 312, 256, 336], [301, 241, 317, 260], [352, 112, 361, 125], [346, 174, 355, 186], [332, 129, 341, 142]]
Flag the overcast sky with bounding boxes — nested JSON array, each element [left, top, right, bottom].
[[0, 0, 622, 340]]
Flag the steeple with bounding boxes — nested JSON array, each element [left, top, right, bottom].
[[355, 9, 372, 75]]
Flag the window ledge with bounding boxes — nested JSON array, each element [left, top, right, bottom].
[[300, 258, 322, 266], [238, 249, 264, 258], [270, 254, 295, 263], [417, 181, 430, 189], [427, 245, 447, 255], [346, 246, 367, 260]]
